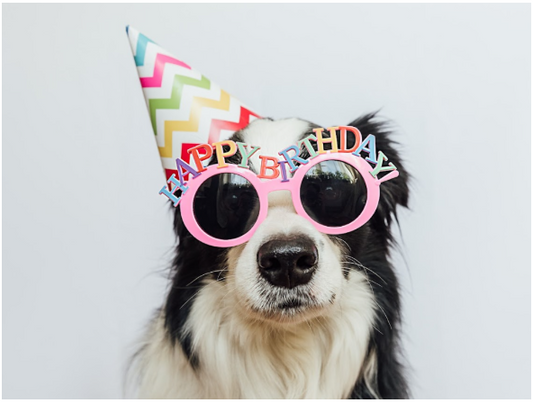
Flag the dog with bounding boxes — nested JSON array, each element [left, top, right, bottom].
[[129, 112, 410, 398]]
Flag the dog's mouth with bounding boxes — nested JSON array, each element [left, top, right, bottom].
[[242, 289, 333, 324], [277, 298, 303, 310]]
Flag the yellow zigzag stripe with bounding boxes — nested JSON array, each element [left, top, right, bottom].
[[160, 90, 231, 158]]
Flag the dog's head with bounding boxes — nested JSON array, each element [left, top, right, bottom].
[[165, 113, 409, 371]]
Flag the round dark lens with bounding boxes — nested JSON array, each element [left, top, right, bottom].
[[300, 160, 367, 227], [193, 173, 260, 240]]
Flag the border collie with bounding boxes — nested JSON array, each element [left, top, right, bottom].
[[129, 112, 410, 398]]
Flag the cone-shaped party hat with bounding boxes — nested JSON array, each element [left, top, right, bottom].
[[126, 26, 261, 181]]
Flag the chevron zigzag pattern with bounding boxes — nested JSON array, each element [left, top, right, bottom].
[[140, 53, 191, 88], [148, 74, 211, 133], [126, 26, 261, 182]]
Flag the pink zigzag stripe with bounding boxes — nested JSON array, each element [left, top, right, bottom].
[[140, 53, 191, 88]]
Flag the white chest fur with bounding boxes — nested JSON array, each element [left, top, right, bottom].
[[135, 272, 375, 399]]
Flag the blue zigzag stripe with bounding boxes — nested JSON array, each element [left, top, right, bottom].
[[134, 32, 155, 67]]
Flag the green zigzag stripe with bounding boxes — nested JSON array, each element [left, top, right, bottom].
[[149, 74, 211, 133]]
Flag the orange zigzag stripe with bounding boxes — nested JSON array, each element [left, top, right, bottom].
[[160, 90, 231, 158]]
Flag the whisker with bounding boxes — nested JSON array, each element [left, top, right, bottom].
[[186, 269, 227, 286], [343, 257, 389, 286], [170, 285, 204, 290], [216, 268, 227, 282], [367, 278, 383, 288], [372, 325, 384, 336], [179, 289, 203, 310], [340, 264, 380, 285], [335, 237, 352, 253], [375, 301, 393, 330], [343, 265, 383, 289]]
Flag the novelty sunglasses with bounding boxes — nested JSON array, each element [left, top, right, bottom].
[[164, 147, 399, 248]]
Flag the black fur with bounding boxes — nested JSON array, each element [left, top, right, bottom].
[[163, 112, 410, 397], [342, 113, 410, 399]]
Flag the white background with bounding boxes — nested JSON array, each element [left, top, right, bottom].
[[3, 3, 530, 398]]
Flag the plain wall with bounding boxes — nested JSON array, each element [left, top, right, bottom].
[[3, 3, 530, 398]]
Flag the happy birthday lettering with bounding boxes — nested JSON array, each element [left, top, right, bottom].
[[159, 126, 397, 206]]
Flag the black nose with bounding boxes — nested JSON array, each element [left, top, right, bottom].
[[257, 237, 318, 288]]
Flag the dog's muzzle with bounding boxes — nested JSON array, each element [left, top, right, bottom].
[[257, 236, 318, 288]]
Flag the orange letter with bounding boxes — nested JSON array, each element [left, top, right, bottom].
[[337, 126, 362, 153], [314, 127, 338, 154], [187, 143, 213, 173], [212, 140, 237, 169], [258, 156, 280, 179]]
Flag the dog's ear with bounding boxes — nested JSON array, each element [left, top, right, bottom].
[[347, 112, 410, 244]]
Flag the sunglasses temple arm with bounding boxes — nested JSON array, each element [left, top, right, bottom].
[[377, 170, 400, 185]]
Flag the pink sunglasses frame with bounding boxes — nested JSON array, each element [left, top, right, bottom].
[[180, 152, 398, 248]]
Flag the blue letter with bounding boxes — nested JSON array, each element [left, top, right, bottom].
[[353, 134, 378, 164], [159, 174, 189, 207], [278, 145, 308, 173]]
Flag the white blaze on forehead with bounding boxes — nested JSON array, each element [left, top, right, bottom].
[[240, 118, 312, 207], [240, 118, 312, 172]]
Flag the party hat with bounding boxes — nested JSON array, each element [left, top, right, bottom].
[[126, 26, 261, 181]]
